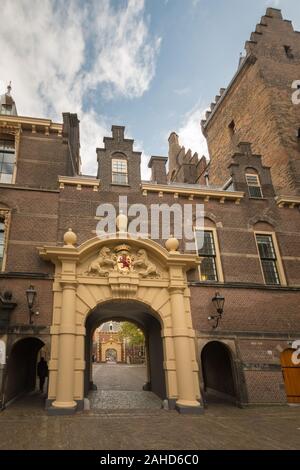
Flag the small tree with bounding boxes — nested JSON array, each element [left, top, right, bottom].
[[120, 322, 144, 346]]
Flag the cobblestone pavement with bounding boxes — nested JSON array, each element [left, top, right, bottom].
[[1, 396, 300, 450], [89, 364, 161, 410], [1, 364, 300, 450], [89, 390, 162, 410], [92, 363, 147, 391]]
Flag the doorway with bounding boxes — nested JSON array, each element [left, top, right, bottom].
[[105, 348, 117, 362], [4, 337, 45, 405], [201, 341, 237, 404]]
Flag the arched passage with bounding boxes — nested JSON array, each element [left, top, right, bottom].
[[85, 300, 166, 401], [5, 337, 45, 404], [105, 348, 117, 361], [201, 341, 237, 404]]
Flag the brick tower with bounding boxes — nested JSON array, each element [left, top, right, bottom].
[[201, 7, 300, 195]]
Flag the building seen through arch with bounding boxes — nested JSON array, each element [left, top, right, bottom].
[[93, 320, 145, 364]]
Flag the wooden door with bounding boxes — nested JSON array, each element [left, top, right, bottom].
[[280, 349, 300, 404]]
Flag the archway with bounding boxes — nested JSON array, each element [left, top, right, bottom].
[[105, 348, 117, 362], [85, 300, 166, 404], [280, 348, 300, 403], [40, 234, 202, 414], [201, 341, 237, 404], [5, 337, 45, 404]]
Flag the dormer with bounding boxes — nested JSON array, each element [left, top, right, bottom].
[[97, 126, 141, 191], [228, 142, 275, 198]]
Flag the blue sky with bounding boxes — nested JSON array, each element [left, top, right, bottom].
[[1, 0, 300, 178]]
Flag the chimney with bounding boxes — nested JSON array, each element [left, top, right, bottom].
[[148, 156, 168, 184], [168, 132, 181, 177]]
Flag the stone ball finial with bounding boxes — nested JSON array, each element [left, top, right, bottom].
[[165, 236, 179, 253], [64, 228, 77, 247]]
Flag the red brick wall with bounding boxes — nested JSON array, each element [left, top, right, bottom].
[[16, 131, 70, 189]]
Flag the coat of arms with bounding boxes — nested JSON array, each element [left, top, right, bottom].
[[115, 244, 132, 273]]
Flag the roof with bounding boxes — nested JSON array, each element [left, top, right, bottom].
[[99, 321, 121, 333]]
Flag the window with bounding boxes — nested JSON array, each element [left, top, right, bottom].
[[256, 234, 280, 285], [246, 173, 263, 198], [196, 230, 218, 281], [284, 45, 294, 59], [0, 137, 15, 183], [112, 159, 128, 185], [228, 120, 235, 136], [0, 218, 5, 270]]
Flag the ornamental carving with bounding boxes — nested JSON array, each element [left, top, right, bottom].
[[132, 249, 159, 278], [87, 247, 116, 276], [86, 244, 160, 278]]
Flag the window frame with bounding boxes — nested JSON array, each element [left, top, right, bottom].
[[111, 158, 128, 185], [254, 231, 287, 286], [245, 173, 263, 199], [0, 133, 17, 184], [194, 227, 224, 283]]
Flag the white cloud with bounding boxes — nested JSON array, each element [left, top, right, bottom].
[[264, 0, 281, 7], [87, 0, 161, 100], [177, 103, 209, 159], [173, 87, 190, 96], [0, 0, 160, 175]]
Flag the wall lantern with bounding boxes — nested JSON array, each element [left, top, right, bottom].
[[208, 292, 225, 329], [26, 285, 38, 324]]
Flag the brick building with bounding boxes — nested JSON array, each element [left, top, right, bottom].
[[0, 7, 299, 414], [94, 321, 125, 363], [93, 321, 145, 364]]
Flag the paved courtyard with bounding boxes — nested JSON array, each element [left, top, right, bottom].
[[92, 363, 147, 391], [1, 364, 300, 450], [89, 363, 162, 410]]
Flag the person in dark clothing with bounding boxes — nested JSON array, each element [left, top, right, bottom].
[[37, 357, 48, 393]]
